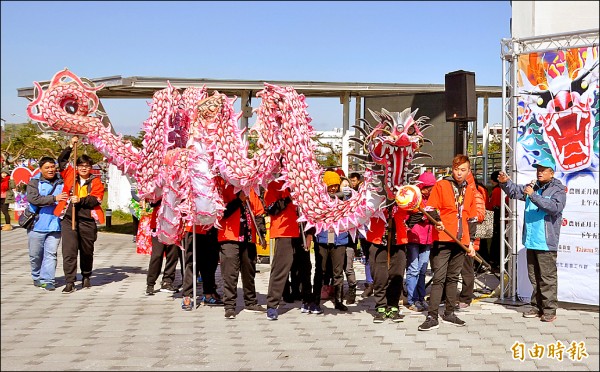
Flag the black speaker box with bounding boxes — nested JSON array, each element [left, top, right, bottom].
[[445, 70, 476, 122]]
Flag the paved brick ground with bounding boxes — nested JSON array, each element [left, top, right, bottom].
[[1, 227, 598, 370]]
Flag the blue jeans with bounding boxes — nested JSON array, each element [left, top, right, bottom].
[[28, 231, 61, 285], [405, 243, 431, 305]]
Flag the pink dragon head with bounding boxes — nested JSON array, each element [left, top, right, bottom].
[[351, 108, 431, 200], [26, 69, 104, 134]]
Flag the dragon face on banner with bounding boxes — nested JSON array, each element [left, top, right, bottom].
[[518, 47, 599, 174], [26, 69, 430, 244]]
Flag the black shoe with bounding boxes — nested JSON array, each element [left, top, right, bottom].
[[82, 278, 91, 289], [160, 282, 178, 293], [418, 315, 439, 331], [224, 309, 236, 319], [441, 313, 466, 327], [62, 283, 75, 294], [334, 301, 348, 311], [145, 285, 155, 296], [244, 304, 266, 313], [373, 308, 386, 323], [387, 307, 405, 323]]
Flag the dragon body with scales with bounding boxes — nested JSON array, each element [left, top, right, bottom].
[[27, 69, 431, 246]]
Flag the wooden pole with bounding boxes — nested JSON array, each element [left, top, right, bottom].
[[71, 141, 77, 230], [417, 206, 496, 274]]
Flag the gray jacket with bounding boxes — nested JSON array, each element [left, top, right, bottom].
[[500, 177, 566, 251]]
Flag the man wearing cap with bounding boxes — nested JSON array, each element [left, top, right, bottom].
[[497, 159, 566, 323]]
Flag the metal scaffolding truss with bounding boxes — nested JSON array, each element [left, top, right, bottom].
[[498, 29, 599, 303]]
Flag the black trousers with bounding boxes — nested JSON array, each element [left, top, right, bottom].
[[313, 243, 346, 302], [527, 249, 558, 316], [1, 198, 10, 224], [220, 241, 258, 311], [459, 255, 475, 304], [146, 235, 180, 287], [182, 232, 219, 297], [267, 237, 312, 309], [368, 243, 406, 310], [61, 217, 97, 284], [428, 241, 465, 318]]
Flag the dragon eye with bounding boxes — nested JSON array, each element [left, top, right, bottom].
[[62, 99, 78, 114]]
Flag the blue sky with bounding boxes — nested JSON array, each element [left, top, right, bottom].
[[1, 1, 511, 135]]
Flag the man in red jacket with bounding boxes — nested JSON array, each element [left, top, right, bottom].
[[418, 154, 477, 331], [263, 180, 313, 320], [217, 178, 267, 319]]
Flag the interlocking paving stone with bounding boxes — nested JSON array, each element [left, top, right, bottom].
[[1, 228, 598, 370]]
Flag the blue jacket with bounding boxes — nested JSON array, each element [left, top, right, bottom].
[[314, 190, 349, 246], [26, 174, 64, 233], [500, 177, 566, 251]]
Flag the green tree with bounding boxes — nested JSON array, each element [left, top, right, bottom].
[[1, 122, 104, 168]]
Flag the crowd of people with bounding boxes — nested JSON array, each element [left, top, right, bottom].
[[1, 149, 566, 329]]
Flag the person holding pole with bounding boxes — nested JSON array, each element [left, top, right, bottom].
[[56, 136, 105, 293], [497, 161, 566, 322], [418, 154, 478, 331], [216, 177, 267, 319], [263, 180, 313, 320], [144, 199, 181, 296], [311, 171, 351, 313], [363, 203, 408, 323]]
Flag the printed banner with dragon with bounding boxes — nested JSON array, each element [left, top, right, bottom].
[[515, 46, 599, 305]]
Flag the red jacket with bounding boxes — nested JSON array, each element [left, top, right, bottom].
[[263, 180, 299, 238], [364, 206, 407, 245], [426, 178, 477, 246], [54, 166, 105, 224], [216, 178, 265, 244]]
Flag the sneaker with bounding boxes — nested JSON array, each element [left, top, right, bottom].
[[387, 307, 405, 323], [41, 282, 55, 291], [2, 224, 13, 231], [266, 308, 278, 321], [373, 308, 386, 323], [202, 295, 224, 306], [540, 314, 557, 322], [309, 304, 323, 314], [82, 278, 91, 289], [418, 301, 429, 311], [523, 308, 542, 318], [244, 304, 266, 313], [418, 315, 440, 331], [441, 313, 466, 327], [457, 302, 470, 310], [145, 285, 155, 296], [33, 280, 41, 287], [160, 282, 178, 293], [181, 296, 193, 311], [62, 283, 76, 294], [224, 309, 236, 319], [406, 303, 422, 312], [300, 303, 310, 314]]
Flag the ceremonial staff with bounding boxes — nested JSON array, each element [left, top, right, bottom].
[[71, 138, 78, 230]]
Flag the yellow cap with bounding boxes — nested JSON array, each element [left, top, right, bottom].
[[323, 171, 341, 187]]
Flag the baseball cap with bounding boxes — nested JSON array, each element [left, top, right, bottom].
[[532, 159, 555, 172]]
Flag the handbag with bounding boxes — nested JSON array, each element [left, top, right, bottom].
[[18, 208, 38, 230], [474, 210, 494, 239], [18, 181, 59, 230]]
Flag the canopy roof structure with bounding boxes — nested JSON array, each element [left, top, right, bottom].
[[17, 75, 502, 100]]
